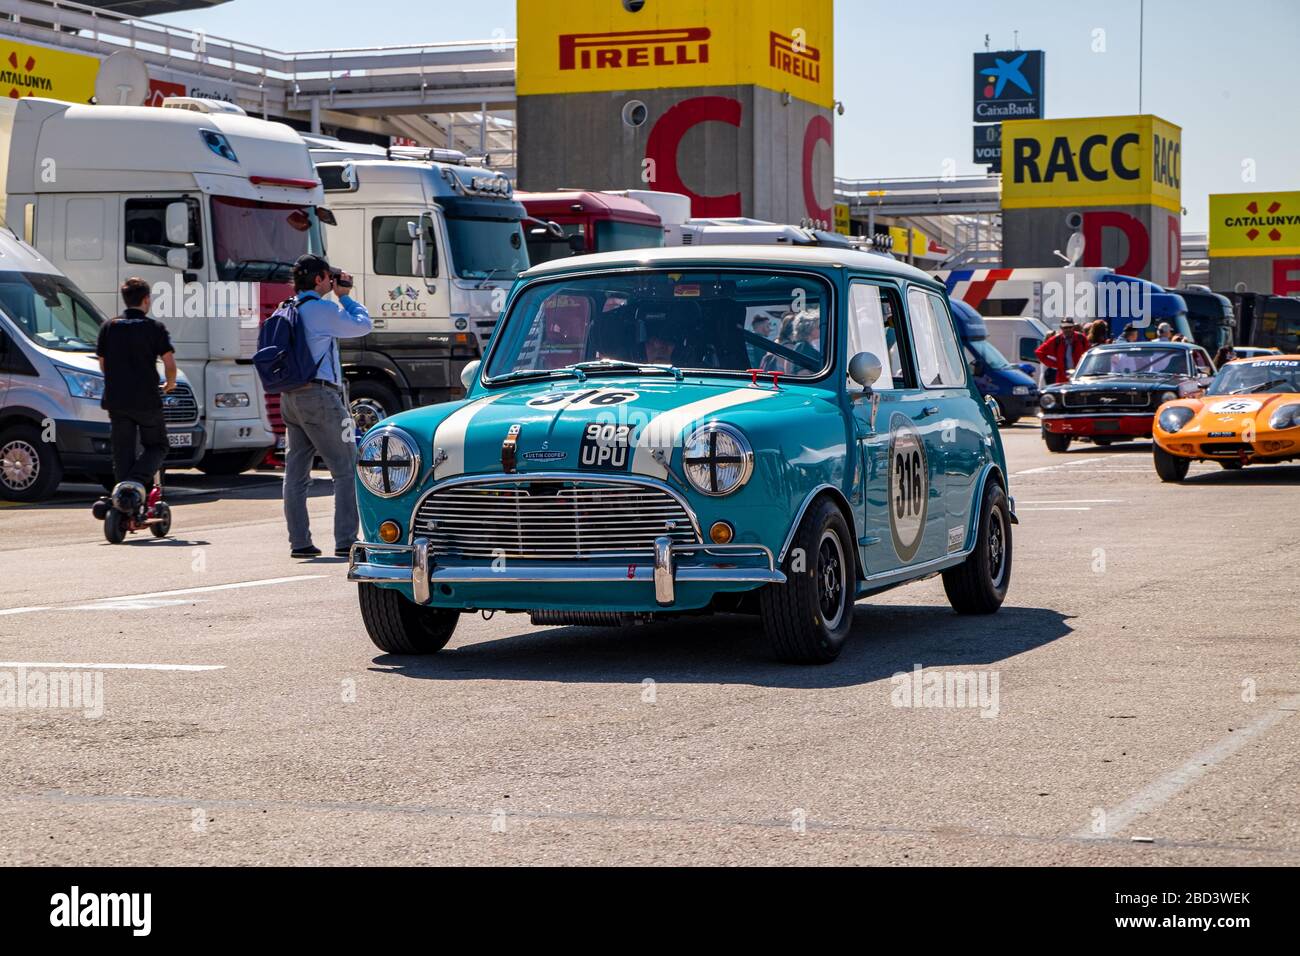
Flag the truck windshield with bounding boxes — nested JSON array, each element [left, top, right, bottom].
[[0, 271, 104, 352], [595, 220, 664, 252], [445, 217, 529, 280], [486, 270, 831, 380], [965, 338, 1011, 370], [211, 197, 324, 283]]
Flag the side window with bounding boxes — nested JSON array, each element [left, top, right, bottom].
[[847, 281, 908, 389], [124, 197, 203, 269], [372, 216, 437, 278], [1192, 349, 1212, 374], [906, 288, 967, 388]]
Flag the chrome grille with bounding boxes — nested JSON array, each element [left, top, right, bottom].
[[411, 477, 699, 559], [162, 382, 200, 425], [1062, 389, 1150, 410]]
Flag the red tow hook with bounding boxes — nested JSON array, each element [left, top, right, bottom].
[[746, 368, 784, 390]]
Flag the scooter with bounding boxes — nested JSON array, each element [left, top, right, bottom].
[[92, 474, 172, 544]]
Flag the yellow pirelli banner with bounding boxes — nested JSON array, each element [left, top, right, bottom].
[[516, 0, 834, 108], [1001, 114, 1182, 213], [1209, 191, 1300, 257], [0, 37, 99, 104]]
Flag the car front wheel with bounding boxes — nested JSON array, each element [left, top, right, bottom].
[[760, 498, 854, 664], [0, 424, 62, 502], [1153, 445, 1190, 483], [1043, 430, 1071, 453], [358, 584, 459, 655], [942, 482, 1011, 615]]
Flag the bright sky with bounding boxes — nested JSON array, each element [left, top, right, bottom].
[[155, 0, 1299, 232]]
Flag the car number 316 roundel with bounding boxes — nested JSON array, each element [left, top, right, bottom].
[[889, 414, 929, 562]]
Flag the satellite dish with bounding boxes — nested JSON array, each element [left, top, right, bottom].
[[1064, 231, 1086, 265], [94, 51, 150, 107]]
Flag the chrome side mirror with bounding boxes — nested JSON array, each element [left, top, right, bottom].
[[848, 351, 883, 391], [460, 359, 481, 391]]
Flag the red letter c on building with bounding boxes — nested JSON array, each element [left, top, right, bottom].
[[644, 96, 742, 218], [802, 114, 833, 225]]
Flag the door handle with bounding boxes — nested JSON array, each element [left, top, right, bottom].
[[920, 405, 940, 417]]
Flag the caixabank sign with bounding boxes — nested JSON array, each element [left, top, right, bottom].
[[516, 0, 835, 224], [1208, 191, 1300, 296], [1001, 115, 1183, 286], [973, 50, 1044, 122]]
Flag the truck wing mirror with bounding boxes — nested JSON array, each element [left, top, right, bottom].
[[165, 247, 189, 271], [164, 201, 191, 246], [408, 215, 437, 288], [316, 206, 337, 226], [568, 234, 586, 253]]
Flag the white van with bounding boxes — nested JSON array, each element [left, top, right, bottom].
[[0, 231, 202, 501], [983, 316, 1051, 384]]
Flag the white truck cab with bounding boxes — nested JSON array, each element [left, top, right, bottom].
[[311, 157, 528, 430], [0, 97, 327, 475], [0, 229, 203, 501]]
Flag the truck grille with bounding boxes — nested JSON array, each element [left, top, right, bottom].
[[1062, 389, 1150, 410], [162, 382, 199, 425], [411, 478, 699, 559], [474, 318, 497, 348]]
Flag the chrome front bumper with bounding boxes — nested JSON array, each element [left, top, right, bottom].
[[347, 536, 786, 607]]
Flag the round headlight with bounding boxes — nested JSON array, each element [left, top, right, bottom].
[[1157, 406, 1195, 434], [1040, 392, 1058, 410], [682, 423, 753, 496], [1269, 403, 1300, 430], [1159, 390, 1178, 404], [356, 427, 421, 498]]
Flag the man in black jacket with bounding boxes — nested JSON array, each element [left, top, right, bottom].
[[96, 277, 177, 492]]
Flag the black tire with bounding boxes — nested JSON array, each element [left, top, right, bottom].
[[942, 482, 1012, 615], [1153, 445, 1190, 483], [196, 449, 266, 476], [150, 502, 172, 538], [358, 584, 459, 654], [760, 498, 855, 664], [348, 380, 403, 437], [103, 509, 127, 544], [1043, 430, 1071, 453], [1000, 414, 1021, 427], [1092, 437, 1115, 446], [0, 423, 63, 502]]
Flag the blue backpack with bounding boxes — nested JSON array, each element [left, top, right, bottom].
[[253, 296, 326, 394]]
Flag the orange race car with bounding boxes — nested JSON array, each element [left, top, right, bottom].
[[1151, 355, 1300, 482]]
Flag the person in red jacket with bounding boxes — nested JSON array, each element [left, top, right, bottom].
[[1035, 317, 1092, 385]]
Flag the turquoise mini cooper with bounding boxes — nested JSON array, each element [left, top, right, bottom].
[[348, 247, 1016, 663]]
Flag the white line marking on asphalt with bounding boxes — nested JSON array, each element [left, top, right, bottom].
[[0, 662, 224, 671], [1013, 456, 1106, 476], [1075, 694, 1300, 840], [0, 575, 325, 617], [1018, 507, 1091, 512], [1018, 499, 1122, 504]]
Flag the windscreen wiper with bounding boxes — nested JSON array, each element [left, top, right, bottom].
[[568, 359, 683, 380], [489, 367, 588, 385], [1234, 378, 1289, 394]]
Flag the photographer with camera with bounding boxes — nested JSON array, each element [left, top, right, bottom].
[[280, 254, 372, 559]]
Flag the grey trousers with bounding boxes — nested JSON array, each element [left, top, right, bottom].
[[280, 383, 358, 551]]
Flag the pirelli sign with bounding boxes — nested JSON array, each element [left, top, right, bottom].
[[518, 0, 833, 108]]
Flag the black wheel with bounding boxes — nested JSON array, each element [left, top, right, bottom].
[[150, 502, 172, 538], [196, 449, 266, 476], [348, 380, 403, 437], [103, 509, 127, 544], [1153, 445, 1190, 483], [0, 423, 62, 502], [1092, 437, 1115, 446], [1000, 414, 1021, 427], [942, 482, 1012, 615], [760, 498, 854, 664], [1043, 430, 1071, 453], [358, 584, 459, 654], [1218, 460, 1243, 470]]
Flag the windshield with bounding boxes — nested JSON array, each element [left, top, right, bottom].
[[211, 197, 324, 283], [966, 338, 1011, 370], [486, 270, 832, 380], [445, 217, 529, 280], [0, 270, 104, 352], [595, 220, 664, 252], [1209, 358, 1300, 395], [1075, 347, 1190, 378]]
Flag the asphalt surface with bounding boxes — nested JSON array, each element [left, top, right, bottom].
[[1, 426, 1297, 866]]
